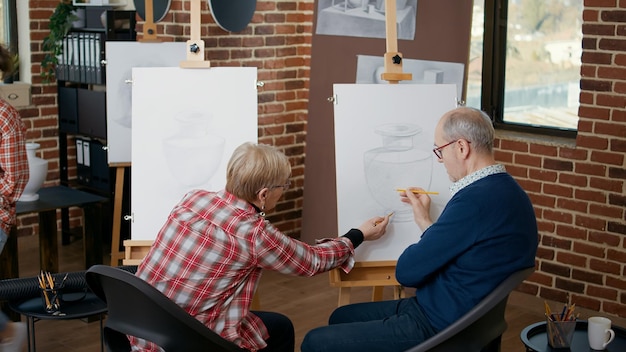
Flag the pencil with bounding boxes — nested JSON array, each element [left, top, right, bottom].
[[373, 212, 394, 226], [396, 188, 439, 195], [544, 301, 552, 317]]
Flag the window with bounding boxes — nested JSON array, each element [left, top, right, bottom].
[[467, 0, 582, 137], [0, 0, 17, 48]]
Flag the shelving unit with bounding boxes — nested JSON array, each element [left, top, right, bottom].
[[56, 9, 136, 246]]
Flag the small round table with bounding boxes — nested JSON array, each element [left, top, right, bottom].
[[9, 291, 107, 352], [521, 320, 626, 351]]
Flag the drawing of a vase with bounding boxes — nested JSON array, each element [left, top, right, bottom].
[[163, 110, 225, 187], [364, 123, 432, 222], [19, 143, 49, 202]]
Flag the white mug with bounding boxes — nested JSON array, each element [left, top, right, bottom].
[[588, 316, 615, 350]]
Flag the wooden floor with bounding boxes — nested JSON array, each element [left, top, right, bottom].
[[8, 234, 615, 352]]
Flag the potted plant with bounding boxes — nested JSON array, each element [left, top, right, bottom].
[[2, 53, 19, 83], [41, 0, 78, 83]]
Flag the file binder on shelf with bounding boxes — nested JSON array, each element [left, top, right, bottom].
[[58, 10, 136, 85], [76, 138, 91, 185]]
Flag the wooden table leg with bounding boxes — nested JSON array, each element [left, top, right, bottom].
[[83, 203, 104, 269], [0, 227, 19, 279], [39, 209, 59, 273], [0, 227, 20, 321], [61, 208, 71, 245]]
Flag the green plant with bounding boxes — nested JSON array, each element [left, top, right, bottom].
[[3, 53, 19, 82], [41, 0, 78, 83]]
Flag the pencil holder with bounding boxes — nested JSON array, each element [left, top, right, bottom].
[[546, 315, 576, 349], [40, 285, 63, 313]]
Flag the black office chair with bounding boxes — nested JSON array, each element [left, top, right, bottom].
[[405, 266, 535, 352], [85, 265, 245, 352]]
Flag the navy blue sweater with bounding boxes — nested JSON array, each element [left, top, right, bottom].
[[396, 172, 538, 332]]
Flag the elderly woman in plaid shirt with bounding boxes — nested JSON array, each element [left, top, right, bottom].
[[131, 142, 391, 351], [0, 43, 29, 352], [0, 43, 30, 352]]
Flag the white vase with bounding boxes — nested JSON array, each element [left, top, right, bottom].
[[19, 143, 48, 202]]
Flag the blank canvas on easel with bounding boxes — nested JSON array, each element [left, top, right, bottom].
[[105, 42, 187, 164], [131, 67, 258, 240], [333, 83, 456, 261]]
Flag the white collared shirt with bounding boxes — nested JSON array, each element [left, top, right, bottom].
[[449, 164, 506, 196]]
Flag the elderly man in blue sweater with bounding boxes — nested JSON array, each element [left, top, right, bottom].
[[301, 107, 538, 352]]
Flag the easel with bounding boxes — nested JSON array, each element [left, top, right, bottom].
[[113, 0, 212, 265], [328, 0, 412, 306], [380, 0, 412, 84], [141, 0, 158, 42], [110, 162, 130, 266], [110, 0, 167, 265], [329, 261, 405, 306], [180, 0, 211, 68]]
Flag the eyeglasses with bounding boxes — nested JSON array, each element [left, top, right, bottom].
[[255, 181, 290, 194], [270, 181, 291, 191], [433, 139, 469, 159]]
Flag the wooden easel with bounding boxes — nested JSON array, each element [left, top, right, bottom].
[[110, 0, 160, 265], [330, 261, 405, 306], [328, 0, 412, 306], [141, 0, 159, 42], [110, 162, 130, 266], [180, 0, 211, 68], [380, 0, 412, 84], [112, 0, 212, 265]]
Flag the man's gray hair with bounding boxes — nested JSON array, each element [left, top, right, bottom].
[[441, 107, 494, 154]]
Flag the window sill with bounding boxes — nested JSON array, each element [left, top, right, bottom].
[[495, 129, 577, 148]]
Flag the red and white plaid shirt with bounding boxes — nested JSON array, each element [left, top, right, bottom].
[[0, 99, 29, 234], [131, 189, 356, 351]]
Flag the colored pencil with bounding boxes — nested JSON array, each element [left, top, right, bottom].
[[395, 188, 439, 195]]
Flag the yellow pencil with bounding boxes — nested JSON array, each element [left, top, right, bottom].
[[374, 212, 394, 226], [396, 188, 439, 195], [544, 300, 552, 317]]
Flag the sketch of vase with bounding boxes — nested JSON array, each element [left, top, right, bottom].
[[163, 110, 225, 188], [363, 123, 432, 222]]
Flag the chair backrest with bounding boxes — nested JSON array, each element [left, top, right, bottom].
[[85, 265, 244, 352], [405, 266, 535, 352]]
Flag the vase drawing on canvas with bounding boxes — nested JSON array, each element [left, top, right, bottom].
[[363, 123, 432, 222], [162, 110, 225, 188], [19, 143, 48, 202]]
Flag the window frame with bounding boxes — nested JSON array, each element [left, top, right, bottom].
[[480, 0, 578, 139], [2, 0, 17, 51]]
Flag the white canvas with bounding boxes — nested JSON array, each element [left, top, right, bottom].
[[131, 67, 258, 240], [333, 83, 457, 261], [105, 42, 187, 164]]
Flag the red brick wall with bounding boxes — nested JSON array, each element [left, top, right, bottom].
[[506, 0, 626, 318], [21, 0, 626, 318]]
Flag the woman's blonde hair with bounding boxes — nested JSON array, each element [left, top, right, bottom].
[[225, 142, 291, 202]]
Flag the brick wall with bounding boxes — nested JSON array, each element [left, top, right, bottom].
[[505, 0, 626, 318], [21, 0, 626, 318]]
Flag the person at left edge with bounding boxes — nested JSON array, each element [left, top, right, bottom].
[[0, 42, 30, 352]]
